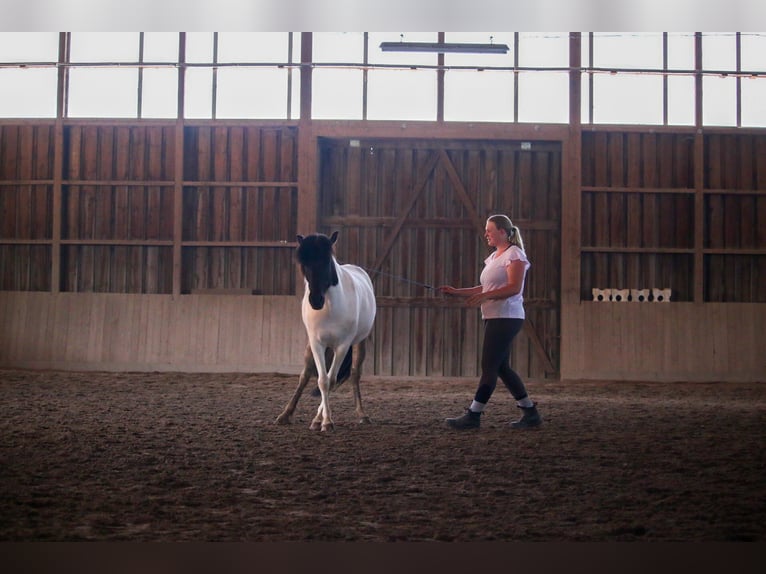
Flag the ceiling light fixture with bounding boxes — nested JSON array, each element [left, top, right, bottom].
[[379, 41, 509, 54]]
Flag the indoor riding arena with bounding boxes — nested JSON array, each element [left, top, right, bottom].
[[1, 31, 765, 543]]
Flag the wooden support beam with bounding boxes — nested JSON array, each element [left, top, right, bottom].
[[562, 32, 582, 306], [694, 32, 705, 304], [172, 33, 186, 298]]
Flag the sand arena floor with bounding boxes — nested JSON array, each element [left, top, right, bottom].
[[1, 370, 764, 541]]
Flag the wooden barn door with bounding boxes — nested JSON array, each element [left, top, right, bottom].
[[317, 138, 560, 380]]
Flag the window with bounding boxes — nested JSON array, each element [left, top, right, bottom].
[[312, 32, 365, 120], [0, 32, 764, 125], [367, 32, 438, 121]]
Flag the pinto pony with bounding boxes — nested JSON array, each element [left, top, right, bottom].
[[276, 232, 376, 431]]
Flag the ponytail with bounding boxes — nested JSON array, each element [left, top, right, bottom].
[[509, 225, 524, 251]]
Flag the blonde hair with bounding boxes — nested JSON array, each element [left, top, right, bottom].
[[487, 214, 524, 251]]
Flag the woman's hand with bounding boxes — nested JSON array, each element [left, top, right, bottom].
[[437, 285, 459, 295], [466, 292, 487, 306], [437, 285, 483, 299]]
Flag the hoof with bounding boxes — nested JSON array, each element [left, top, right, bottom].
[[358, 416, 371, 424], [275, 414, 292, 425], [321, 422, 335, 432], [309, 420, 322, 431]]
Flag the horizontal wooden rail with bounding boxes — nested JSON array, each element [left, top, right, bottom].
[[582, 186, 696, 194]]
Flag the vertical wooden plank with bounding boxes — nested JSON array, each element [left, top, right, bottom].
[[413, 306, 428, 377], [641, 133, 659, 290], [592, 133, 609, 253], [18, 127, 34, 241], [228, 127, 245, 289], [607, 133, 625, 263], [262, 128, 279, 292], [97, 133, 114, 244], [280, 128, 297, 239], [33, 129, 52, 240], [244, 126, 261, 243], [210, 127, 228, 289], [657, 135, 676, 256]]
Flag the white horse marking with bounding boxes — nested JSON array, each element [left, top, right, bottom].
[[275, 232, 376, 431]]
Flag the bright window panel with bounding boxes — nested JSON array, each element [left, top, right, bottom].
[[313, 32, 364, 64], [141, 68, 178, 118], [593, 33, 663, 69], [69, 32, 139, 62], [518, 33, 569, 68], [290, 68, 301, 120], [741, 33, 766, 72], [443, 32, 515, 69], [0, 68, 57, 117], [0, 32, 59, 62], [68, 68, 138, 118], [217, 33, 291, 63], [703, 76, 736, 126], [581, 72, 591, 123], [666, 33, 695, 70], [184, 67, 213, 118], [312, 68, 363, 119], [593, 73, 663, 124], [444, 70, 513, 122], [216, 68, 288, 119], [367, 69, 437, 121], [185, 32, 215, 63], [581, 35, 592, 66], [702, 33, 736, 71], [518, 72, 569, 123], [143, 32, 179, 62], [741, 77, 766, 127], [667, 75, 695, 126]]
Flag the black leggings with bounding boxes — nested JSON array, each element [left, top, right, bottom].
[[474, 318, 528, 405]]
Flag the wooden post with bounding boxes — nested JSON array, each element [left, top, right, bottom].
[[561, 32, 582, 307], [173, 33, 186, 298], [694, 32, 705, 304], [51, 32, 69, 294], [296, 33, 316, 295]]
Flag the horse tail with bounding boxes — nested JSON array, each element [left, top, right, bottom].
[[336, 347, 353, 386], [310, 347, 354, 397]]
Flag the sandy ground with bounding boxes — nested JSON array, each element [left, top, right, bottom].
[[1, 369, 764, 542]]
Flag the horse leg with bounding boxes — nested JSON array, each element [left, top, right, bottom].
[[311, 341, 350, 432], [350, 340, 371, 424], [308, 340, 332, 431], [276, 344, 316, 425]]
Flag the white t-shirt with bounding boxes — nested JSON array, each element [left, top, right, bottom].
[[479, 245, 530, 320]]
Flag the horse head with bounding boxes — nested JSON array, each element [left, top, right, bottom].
[[296, 232, 339, 310]]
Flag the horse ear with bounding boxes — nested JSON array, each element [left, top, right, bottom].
[[296, 235, 304, 243], [330, 231, 339, 244]]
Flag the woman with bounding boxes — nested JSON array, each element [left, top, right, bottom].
[[438, 214, 541, 430]]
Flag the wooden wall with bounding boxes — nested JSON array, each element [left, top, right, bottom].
[[0, 122, 299, 296], [561, 127, 766, 382], [563, 302, 766, 382], [1, 120, 765, 382], [704, 133, 766, 302], [580, 130, 696, 301], [0, 292, 305, 373]]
